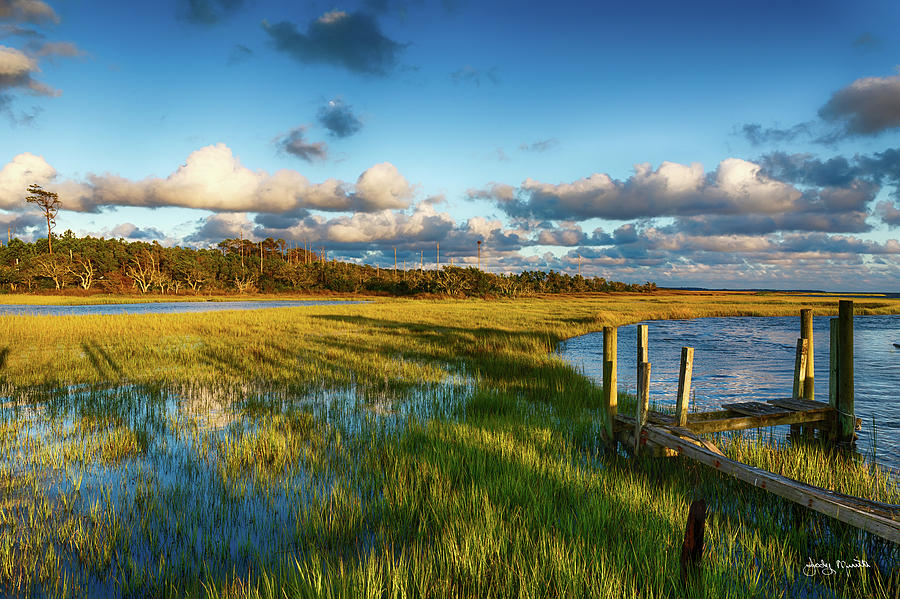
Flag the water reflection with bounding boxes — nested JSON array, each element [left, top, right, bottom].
[[0, 379, 465, 593], [558, 315, 900, 471]]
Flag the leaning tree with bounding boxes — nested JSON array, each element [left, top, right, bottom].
[[25, 183, 61, 255]]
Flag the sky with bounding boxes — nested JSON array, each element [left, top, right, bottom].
[[1, 0, 899, 291]]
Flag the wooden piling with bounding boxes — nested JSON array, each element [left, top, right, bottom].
[[791, 338, 808, 400], [680, 499, 706, 586], [637, 324, 648, 366], [676, 347, 694, 427], [838, 300, 855, 443], [790, 338, 808, 438], [829, 318, 839, 409], [800, 309, 814, 401], [634, 361, 650, 455], [602, 327, 618, 442]]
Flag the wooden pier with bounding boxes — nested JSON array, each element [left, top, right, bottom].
[[602, 300, 900, 544]]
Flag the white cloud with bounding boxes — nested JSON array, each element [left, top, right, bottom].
[[0, 151, 55, 208], [0, 144, 416, 214], [353, 162, 414, 211], [485, 158, 802, 221]]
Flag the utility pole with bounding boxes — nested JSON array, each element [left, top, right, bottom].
[[420, 250, 424, 270], [239, 229, 244, 270], [436, 242, 440, 269], [477, 240, 482, 270], [393, 246, 397, 277], [259, 241, 263, 275]]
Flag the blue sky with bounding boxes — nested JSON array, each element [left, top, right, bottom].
[[1, 0, 899, 290]]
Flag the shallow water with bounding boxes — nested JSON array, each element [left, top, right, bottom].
[[0, 299, 367, 316], [0, 379, 466, 593], [558, 315, 900, 472]]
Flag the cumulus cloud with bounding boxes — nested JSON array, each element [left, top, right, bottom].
[[876, 200, 900, 226], [0, 208, 41, 236], [556, 222, 900, 289], [177, 0, 245, 25], [263, 11, 405, 76], [477, 158, 802, 221], [0, 0, 58, 24], [317, 98, 362, 138], [0, 44, 56, 95], [109, 222, 165, 240], [275, 127, 328, 163], [353, 162, 414, 211], [450, 65, 499, 86], [0, 144, 416, 215], [758, 148, 900, 227], [519, 138, 559, 153], [0, 150, 55, 208], [819, 71, 900, 136], [0, 7, 81, 121], [247, 200, 530, 265], [185, 212, 253, 243]]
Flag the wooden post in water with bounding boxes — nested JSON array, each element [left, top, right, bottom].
[[791, 338, 808, 399], [602, 327, 618, 443], [790, 338, 808, 438], [676, 347, 694, 427], [800, 309, 814, 401], [828, 318, 840, 440], [829, 318, 839, 409], [634, 361, 650, 455], [637, 324, 648, 368], [837, 300, 856, 444]]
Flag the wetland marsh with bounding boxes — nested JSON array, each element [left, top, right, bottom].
[[0, 293, 898, 598]]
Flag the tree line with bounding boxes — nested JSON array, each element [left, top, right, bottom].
[[0, 232, 656, 297], [6, 184, 654, 296]]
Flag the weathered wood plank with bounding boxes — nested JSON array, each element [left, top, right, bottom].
[[684, 410, 735, 422], [647, 411, 675, 426], [667, 426, 725, 457], [768, 398, 832, 412], [683, 410, 832, 434], [640, 424, 900, 544], [722, 401, 792, 417]]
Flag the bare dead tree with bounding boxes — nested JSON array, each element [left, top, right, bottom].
[[33, 254, 71, 289], [68, 256, 95, 290], [126, 251, 156, 293]]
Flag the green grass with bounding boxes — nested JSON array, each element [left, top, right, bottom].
[[0, 293, 897, 597]]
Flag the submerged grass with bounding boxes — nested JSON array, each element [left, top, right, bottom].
[[0, 292, 897, 597]]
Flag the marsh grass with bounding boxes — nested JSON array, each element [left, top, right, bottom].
[[0, 293, 897, 597]]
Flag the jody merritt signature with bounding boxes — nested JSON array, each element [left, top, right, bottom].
[[803, 557, 870, 577]]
